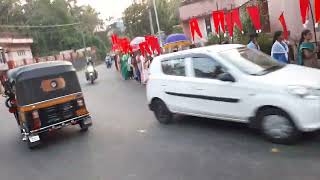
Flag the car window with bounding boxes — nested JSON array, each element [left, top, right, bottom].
[[161, 58, 185, 76], [192, 57, 224, 79], [219, 47, 285, 75]]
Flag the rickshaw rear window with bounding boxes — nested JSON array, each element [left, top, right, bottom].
[[15, 71, 81, 106]]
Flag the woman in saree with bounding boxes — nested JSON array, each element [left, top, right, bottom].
[[120, 54, 129, 80], [297, 29, 318, 68], [271, 31, 289, 64]]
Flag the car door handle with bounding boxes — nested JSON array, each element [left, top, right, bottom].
[[161, 84, 167, 87], [195, 88, 205, 91]]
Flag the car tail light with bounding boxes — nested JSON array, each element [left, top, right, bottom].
[[77, 99, 84, 106], [32, 110, 39, 119]]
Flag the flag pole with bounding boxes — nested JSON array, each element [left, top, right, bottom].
[[309, 0, 318, 48]]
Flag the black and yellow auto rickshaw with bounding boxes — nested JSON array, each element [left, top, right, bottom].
[[2, 61, 92, 148]]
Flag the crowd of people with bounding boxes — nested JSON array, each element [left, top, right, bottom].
[[112, 51, 154, 84], [247, 29, 319, 68]]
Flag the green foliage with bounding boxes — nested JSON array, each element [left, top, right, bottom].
[[257, 33, 273, 55], [206, 34, 220, 45], [123, 3, 151, 38], [123, 0, 182, 37], [171, 25, 183, 34], [0, 0, 109, 60]]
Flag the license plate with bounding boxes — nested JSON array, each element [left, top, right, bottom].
[[29, 135, 40, 143]]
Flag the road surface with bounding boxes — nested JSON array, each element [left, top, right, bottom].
[[0, 64, 319, 180]]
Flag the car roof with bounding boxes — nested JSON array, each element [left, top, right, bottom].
[[156, 44, 244, 61], [8, 61, 75, 83]]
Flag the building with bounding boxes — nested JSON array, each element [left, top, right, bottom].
[[268, 0, 319, 41], [0, 32, 34, 67], [178, 0, 270, 43]]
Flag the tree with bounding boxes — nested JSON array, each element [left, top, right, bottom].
[[152, 0, 181, 35], [123, 2, 151, 38], [122, 0, 182, 37], [0, 0, 109, 59]]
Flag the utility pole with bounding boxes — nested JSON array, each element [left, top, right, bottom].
[[148, 0, 155, 34], [81, 30, 88, 60], [152, 0, 162, 45]]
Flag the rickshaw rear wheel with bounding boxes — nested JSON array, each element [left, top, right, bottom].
[[79, 121, 89, 132]]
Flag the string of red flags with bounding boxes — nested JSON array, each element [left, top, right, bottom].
[[246, 6, 262, 33], [111, 34, 161, 57], [279, 12, 289, 40], [225, 12, 234, 38], [300, 0, 310, 28], [232, 8, 243, 34], [145, 35, 161, 55], [315, 0, 320, 27], [212, 11, 226, 37], [189, 18, 203, 41]]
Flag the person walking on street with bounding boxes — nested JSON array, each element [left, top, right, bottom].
[[297, 29, 318, 68], [247, 33, 260, 50], [120, 54, 129, 80], [271, 31, 289, 63]]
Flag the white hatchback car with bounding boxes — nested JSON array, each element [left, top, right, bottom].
[[147, 44, 320, 144]]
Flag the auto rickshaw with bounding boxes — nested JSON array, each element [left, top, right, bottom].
[[2, 61, 92, 148]]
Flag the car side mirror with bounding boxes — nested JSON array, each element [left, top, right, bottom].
[[217, 72, 235, 82]]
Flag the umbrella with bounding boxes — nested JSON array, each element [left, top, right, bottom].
[[163, 34, 192, 49], [130, 37, 146, 52]]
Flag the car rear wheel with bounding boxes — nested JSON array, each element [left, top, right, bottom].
[[258, 108, 301, 144], [152, 99, 173, 124]]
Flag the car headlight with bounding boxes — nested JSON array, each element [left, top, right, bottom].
[[287, 86, 320, 99]]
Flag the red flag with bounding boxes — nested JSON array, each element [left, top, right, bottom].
[[145, 35, 161, 55], [111, 34, 119, 44], [118, 38, 131, 54], [315, 0, 320, 27], [189, 18, 203, 41], [279, 12, 289, 40], [225, 12, 234, 38], [139, 42, 152, 57], [300, 0, 310, 26], [212, 11, 225, 35], [232, 8, 243, 33], [247, 6, 261, 33]]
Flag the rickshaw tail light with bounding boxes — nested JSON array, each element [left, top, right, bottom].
[[32, 110, 39, 119], [32, 118, 41, 130], [77, 99, 84, 106]]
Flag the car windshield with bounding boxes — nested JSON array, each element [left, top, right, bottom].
[[219, 47, 286, 75]]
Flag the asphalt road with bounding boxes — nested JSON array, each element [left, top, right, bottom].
[[0, 64, 320, 180]]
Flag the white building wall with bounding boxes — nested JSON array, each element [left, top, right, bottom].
[[268, 0, 318, 41]]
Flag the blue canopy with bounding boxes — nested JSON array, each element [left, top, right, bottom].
[[164, 34, 191, 49]]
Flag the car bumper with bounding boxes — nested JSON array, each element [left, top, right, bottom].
[[288, 99, 320, 132], [29, 114, 92, 135]]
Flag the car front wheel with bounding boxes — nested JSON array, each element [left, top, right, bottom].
[[152, 99, 173, 124], [258, 108, 301, 144]]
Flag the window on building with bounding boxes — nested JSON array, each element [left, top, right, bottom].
[[161, 58, 186, 76], [205, 16, 212, 35], [17, 50, 26, 56]]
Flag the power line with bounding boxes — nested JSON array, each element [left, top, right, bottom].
[[0, 22, 81, 29]]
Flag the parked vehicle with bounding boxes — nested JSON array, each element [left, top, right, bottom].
[[147, 44, 320, 144], [3, 61, 92, 148]]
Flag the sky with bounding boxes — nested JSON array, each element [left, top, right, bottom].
[[77, 0, 133, 20]]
